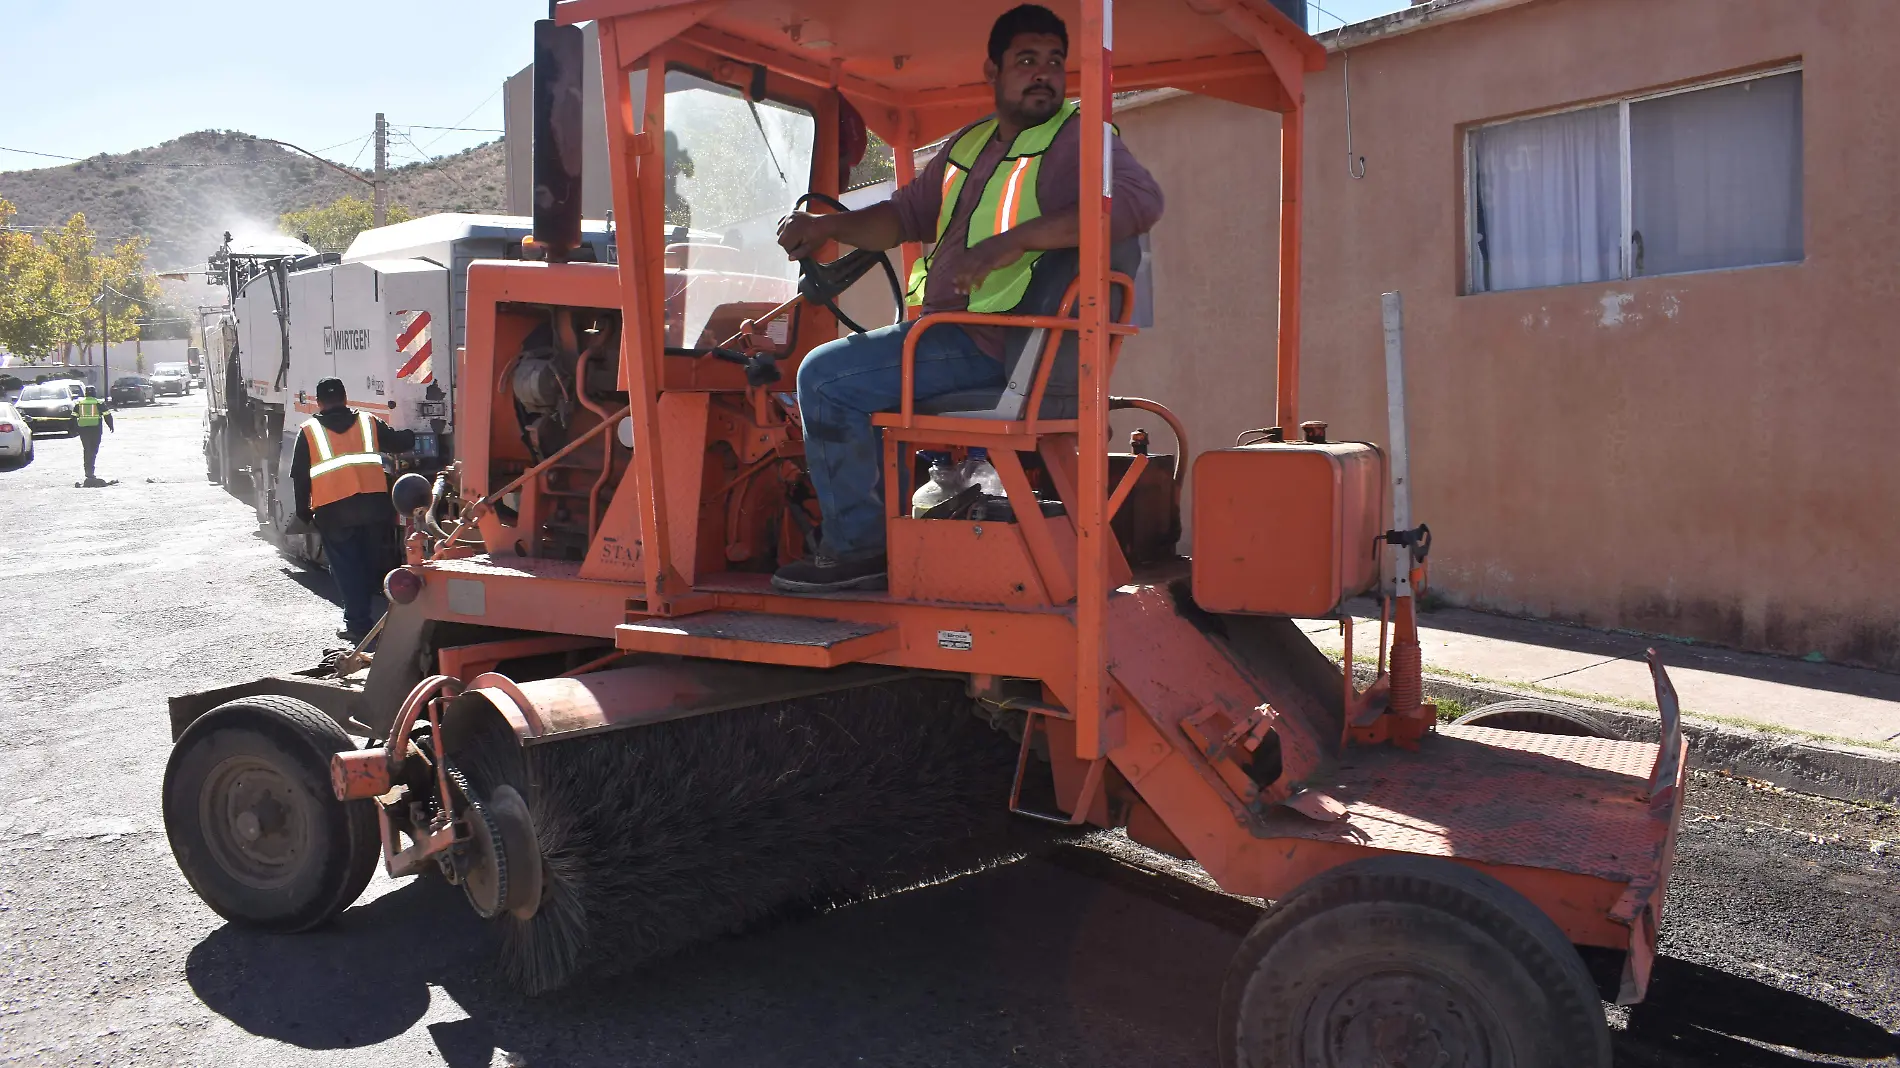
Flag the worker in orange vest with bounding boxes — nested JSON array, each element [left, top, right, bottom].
[[290, 378, 415, 643]]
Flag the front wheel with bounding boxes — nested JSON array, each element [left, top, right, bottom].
[[162, 695, 380, 932], [1219, 856, 1610, 1068]]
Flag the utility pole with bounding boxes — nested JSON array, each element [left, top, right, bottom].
[[373, 113, 388, 227], [99, 285, 110, 396]]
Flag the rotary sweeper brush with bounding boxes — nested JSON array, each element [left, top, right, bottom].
[[452, 677, 1027, 994], [160, 3, 1690, 1065]]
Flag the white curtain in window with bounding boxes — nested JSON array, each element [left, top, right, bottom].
[[1471, 104, 1621, 293], [1630, 72, 1803, 276]]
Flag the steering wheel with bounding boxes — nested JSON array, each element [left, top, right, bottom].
[[791, 192, 906, 334]]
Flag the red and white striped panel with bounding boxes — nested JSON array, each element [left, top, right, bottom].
[[394, 310, 434, 386]]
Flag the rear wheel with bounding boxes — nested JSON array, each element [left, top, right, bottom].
[[1219, 856, 1610, 1068], [162, 695, 379, 931], [1452, 698, 1619, 738]]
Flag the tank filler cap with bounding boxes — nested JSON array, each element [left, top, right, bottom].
[[1300, 420, 1329, 444]]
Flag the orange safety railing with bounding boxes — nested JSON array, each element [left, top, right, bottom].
[[889, 272, 1138, 436]]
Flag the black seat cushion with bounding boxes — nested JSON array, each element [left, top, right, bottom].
[[914, 237, 1142, 418]]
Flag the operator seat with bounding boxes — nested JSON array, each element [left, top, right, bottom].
[[915, 237, 1143, 421]]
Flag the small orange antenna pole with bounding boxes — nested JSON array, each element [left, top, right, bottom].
[[1074, 0, 1115, 758], [1274, 89, 1305, 430]]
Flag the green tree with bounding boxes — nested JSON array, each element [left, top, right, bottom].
[[99, 232, 154, 345], [850, 133, 896, 189], [0, 198, 62, 359], [279, 193, 414, 252], [0, 199, 158, 362]]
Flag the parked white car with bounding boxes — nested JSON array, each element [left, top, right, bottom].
[[0, 402, 35, 463], [151, 362, 191, 397], [13, 380, 82, 436]]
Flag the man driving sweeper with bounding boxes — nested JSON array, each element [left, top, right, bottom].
[[772, 3, 1163, 593]]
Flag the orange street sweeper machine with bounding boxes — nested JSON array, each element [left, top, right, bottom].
[[161, 3, 1688, 1064]]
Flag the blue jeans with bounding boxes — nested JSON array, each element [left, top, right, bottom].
[[320, 521, 386, 635], [797, 321, 1004, 556]]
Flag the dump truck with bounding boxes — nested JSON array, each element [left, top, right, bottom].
[[162, 4, 1687, 1065], [198, 216, 617, 561]]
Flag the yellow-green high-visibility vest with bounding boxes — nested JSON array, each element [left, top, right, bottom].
[[74, 397, 104, 428], [906, 99, 1086, 314]]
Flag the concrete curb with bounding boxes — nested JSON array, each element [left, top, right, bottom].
[[1382, 669, 1900, 806]]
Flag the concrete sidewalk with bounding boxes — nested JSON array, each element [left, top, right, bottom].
[[1302, 603, 1900, 749]]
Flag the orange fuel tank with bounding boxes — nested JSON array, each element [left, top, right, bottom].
[[1191, 441, 1384, 617]]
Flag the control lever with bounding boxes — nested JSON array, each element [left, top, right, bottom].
[[707, 346, 782, 388]]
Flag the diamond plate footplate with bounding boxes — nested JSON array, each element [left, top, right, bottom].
[[1257, 724, 1670, 883], [624, 611, 890, 647], [616, 611, 899, 668]]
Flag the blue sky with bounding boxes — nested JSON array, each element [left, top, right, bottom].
[[0, 0, 1406, 171], [1304, 0, 1412, 33]]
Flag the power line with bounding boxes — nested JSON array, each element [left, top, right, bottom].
[[0, 145, 80, 162], [390, 128, 479, 203], [316, 132, 373, 154], [422, 85, 505, 152], [399, 124, 503, 134], [1, 143, 307, 169], [1309, 1, 1352, 29]]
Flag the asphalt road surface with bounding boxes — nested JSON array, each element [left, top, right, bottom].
[[1, 402, 1895, 1067]]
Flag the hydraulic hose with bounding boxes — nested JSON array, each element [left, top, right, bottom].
[[1109, 396, 1188, 484]]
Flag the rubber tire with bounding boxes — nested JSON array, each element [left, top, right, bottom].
[[1452, 699, 1620, 739], [163, 695, 379, 932], [1219, 856, 1610, 1068]]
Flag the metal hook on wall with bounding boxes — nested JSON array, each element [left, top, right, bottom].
[[1344, 50, 1368, 179]]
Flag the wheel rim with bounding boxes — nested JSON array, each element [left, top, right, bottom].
[[198, 754, 314, 890], [1301, 968, 1506, 1068]]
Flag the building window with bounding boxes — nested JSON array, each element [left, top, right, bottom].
[[1467, 68, 1802, 294]]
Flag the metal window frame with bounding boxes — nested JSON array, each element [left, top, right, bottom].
[[1464, 62, 1804, 294]]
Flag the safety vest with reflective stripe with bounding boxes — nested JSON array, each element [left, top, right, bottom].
[[905, 99, 1085, 314], [74, 397, 104, 428], [303, 411, 388, 509]]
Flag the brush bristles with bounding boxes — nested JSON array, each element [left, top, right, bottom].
[[461, 679, 1024, 995]]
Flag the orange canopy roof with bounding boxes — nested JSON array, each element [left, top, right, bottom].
[[558, 0, 1325, 145]]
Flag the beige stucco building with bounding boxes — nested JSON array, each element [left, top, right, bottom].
[[1109, 0, 1899, 671]]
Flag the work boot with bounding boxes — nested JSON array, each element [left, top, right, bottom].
[[336, 627, 366, 644], [770, 550, 888, 593], [81, 476, 108, 488]]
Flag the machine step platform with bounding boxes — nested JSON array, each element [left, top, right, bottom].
[[615, 611, 899, 668]]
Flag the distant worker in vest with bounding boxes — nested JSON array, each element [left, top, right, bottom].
[[772, 3, 1162, 592], [291, 377, 415, 643], [74, 386, 115, 487]]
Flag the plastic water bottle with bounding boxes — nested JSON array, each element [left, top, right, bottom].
[[911, 451, 966, 517], [960, 447, 1006, 498]]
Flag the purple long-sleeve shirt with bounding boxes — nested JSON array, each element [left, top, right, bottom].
[[889, 112, 1163, 358]]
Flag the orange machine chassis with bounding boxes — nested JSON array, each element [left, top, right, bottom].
[[329, 0, 1686, 1008]]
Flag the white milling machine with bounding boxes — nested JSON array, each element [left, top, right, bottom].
[[200, 215, 615, 561]]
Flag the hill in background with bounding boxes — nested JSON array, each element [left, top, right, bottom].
[[0, 130, 507, 270]]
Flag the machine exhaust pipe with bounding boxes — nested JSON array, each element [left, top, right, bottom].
[[530, 14, 585, 261]]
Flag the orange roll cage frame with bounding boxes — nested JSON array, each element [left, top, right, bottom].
[[548, 0, 1324, 760]]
